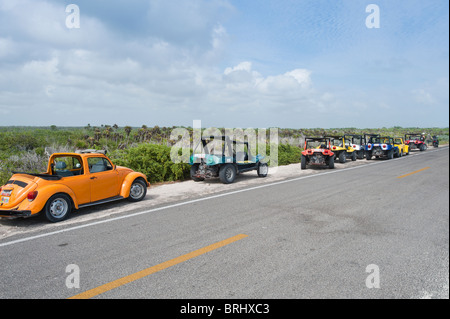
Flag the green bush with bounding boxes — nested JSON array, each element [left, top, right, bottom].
[[277, 143, 303, 166], [110, 143, 191, 183]]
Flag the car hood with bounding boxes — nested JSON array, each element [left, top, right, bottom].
[[0, 174, 38, 209]]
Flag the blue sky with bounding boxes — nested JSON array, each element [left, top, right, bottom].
[[0, 0, 448, 128]]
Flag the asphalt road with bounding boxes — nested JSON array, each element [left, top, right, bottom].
[[0, 147, 448, 300]]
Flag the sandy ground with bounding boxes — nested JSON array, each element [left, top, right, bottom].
[[0, 146, 446, 240]]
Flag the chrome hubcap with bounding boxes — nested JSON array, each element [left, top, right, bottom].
[[130, 183, 144, 199], [49, 198, 68, 218]]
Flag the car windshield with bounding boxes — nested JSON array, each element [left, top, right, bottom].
[[369, 137, 382, 143], [331, 139, 343, 146], [196, 138, 233, 157], [348, 136, 362, 144], [306, 140, 329, 149]]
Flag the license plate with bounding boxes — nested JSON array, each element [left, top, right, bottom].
[[1, 189, 12, 196]]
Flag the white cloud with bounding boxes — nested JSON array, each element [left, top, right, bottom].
[[0, 0, 447, 128]]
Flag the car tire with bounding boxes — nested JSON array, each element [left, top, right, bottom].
[[351, 152, 357, 161], [366, 152, 372, 160], [328, 156, 335, 169], [257, 162, 269, 177], [388, 149, 394, 159], [219, 164, 236, 184], [128, 179, 147, 202], [301, 155, 307, 170], [190, 164, 204, 182], [339, 152, 346, 163], [44, 193, 72, 223]]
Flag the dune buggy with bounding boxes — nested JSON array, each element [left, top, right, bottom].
[[301, 137, 335, 169], [405, 133, 427, 151], [344, 134, 366, 159], [393, 137, 409, 157], [189, 136, 268, 184], [365, 136, 398, 160], [326, 135, 357, 163]]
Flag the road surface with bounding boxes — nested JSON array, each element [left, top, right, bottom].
[[0, 147, 448, 301]]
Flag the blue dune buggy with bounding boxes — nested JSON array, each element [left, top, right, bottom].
[[189, 136, 268, 184], [365, 136, 398, 160]]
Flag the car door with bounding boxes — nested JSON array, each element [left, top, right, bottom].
[[52, 155, 91, 206], [87, 157, 120, 202]]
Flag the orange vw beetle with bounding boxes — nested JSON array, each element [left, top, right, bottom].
[[0, 150, 150, 222]]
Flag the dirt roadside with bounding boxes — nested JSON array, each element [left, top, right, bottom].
[[0, 145, 447, 240]]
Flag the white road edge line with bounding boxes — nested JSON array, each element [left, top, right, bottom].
[[0, 146, 447, 248]]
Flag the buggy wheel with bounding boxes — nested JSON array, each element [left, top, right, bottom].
[[388, 149, 394, 159], [339, 152, 346, 163], [328, 156, 335, 169], [366, 152, 372, 160], [44, 194, 72, 223], [351, 152, 357, 161], [190, 164, 204, 182], [301, 155, 307, 169], [219, 164, 236, 184], [257, 162, 268, 177]]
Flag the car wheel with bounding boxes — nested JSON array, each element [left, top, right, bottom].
[[351, 152, 357, 161], [257, 162, 269, 177], [44, 194, 72, 223], [366, 152, 372, 160], [128, 179, 147, 202], [388, 149, 394, 159], [301, 155, 307, 170], [339, 152, 346, 163], [190, 164, 204, 182], [328, 156, 335, 169], [219, 164, 236, 184]]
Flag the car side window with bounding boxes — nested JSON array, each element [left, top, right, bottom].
[[53, 156, 84, 177], [88, 157, 113, 173]]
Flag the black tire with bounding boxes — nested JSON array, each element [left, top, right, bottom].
[[339, 152, 346, 163], [301, 155, 307, 170], [128, 179, 147, 202], [44, 193, 72, 223], [387, 149, 394, 159], [219, 164, 237, 184], [190, 164, 204, 182], [358, 150, 365, 159], [257, 162, 269, 177], [366, 152, 372, 160], [351, 151, 357, 161], [328, 156, 335, 169]]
